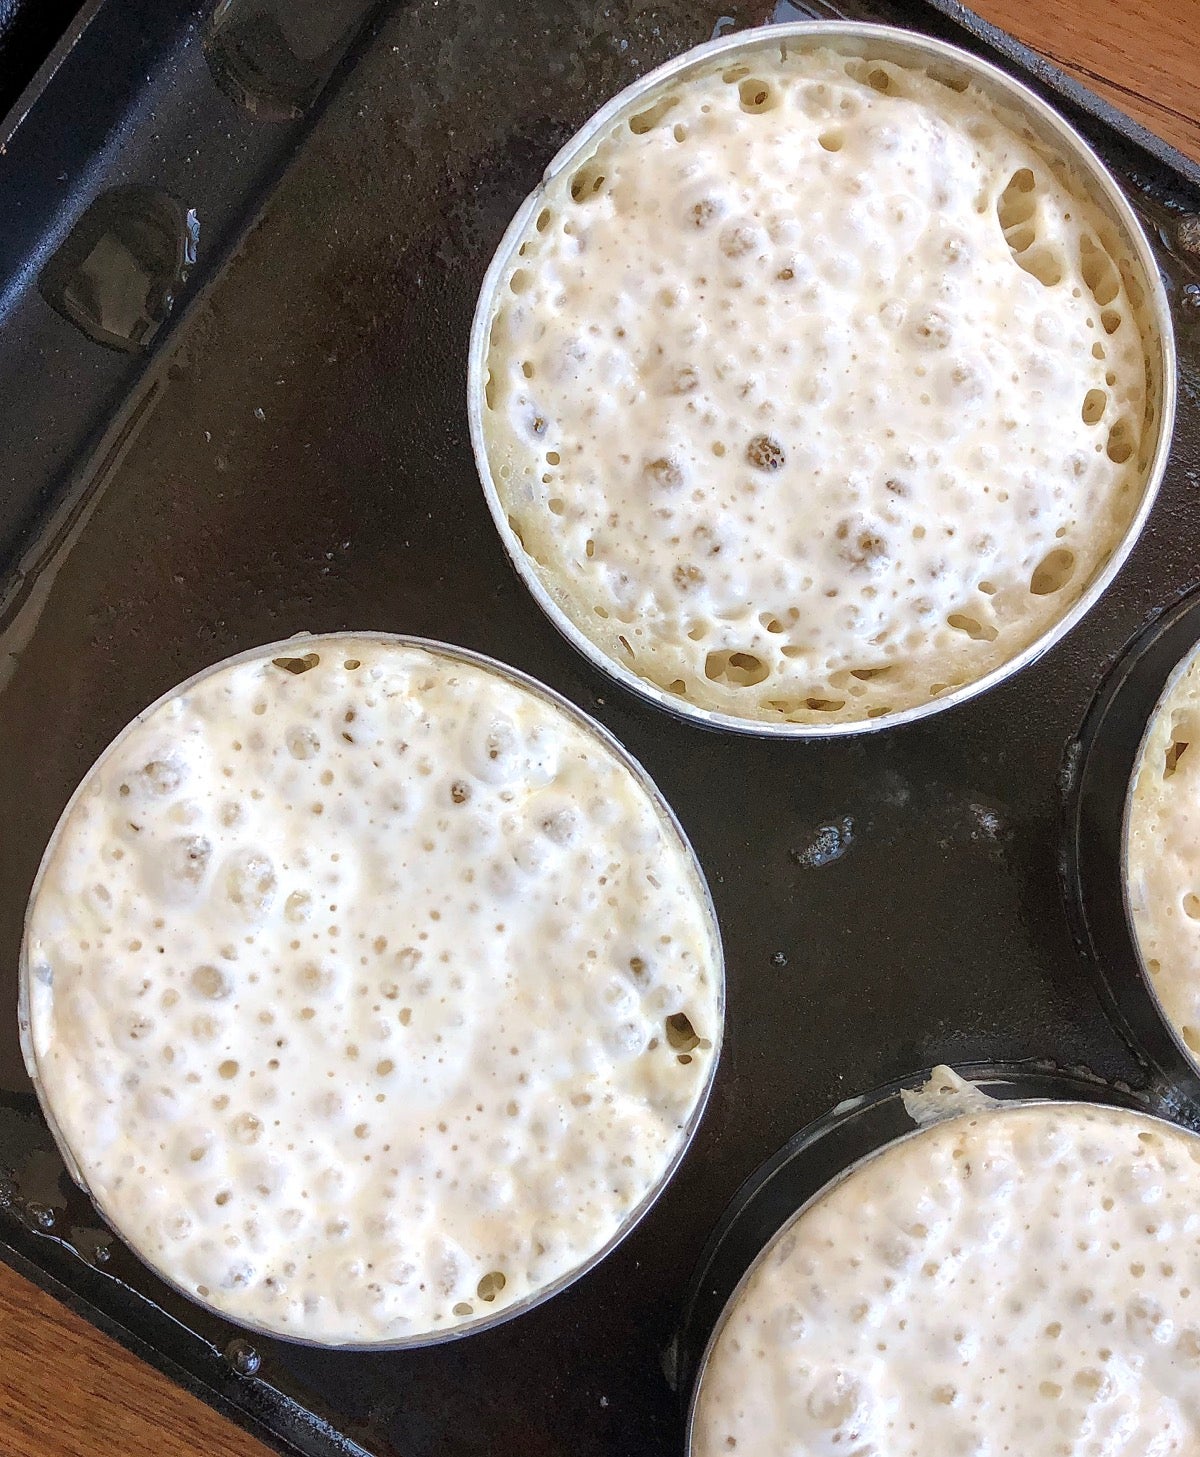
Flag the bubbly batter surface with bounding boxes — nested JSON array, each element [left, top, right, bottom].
[[481, 39, 1156, 723], [1128, 643, 1200, 1069], [692, 1099, 1200, 1456], [24, 637, 721, 1342]]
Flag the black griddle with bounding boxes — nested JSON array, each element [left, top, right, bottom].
[[0, 2, 1198, 1453]]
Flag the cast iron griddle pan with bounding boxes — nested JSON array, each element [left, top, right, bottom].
[[0, 1, 1199, 1453]]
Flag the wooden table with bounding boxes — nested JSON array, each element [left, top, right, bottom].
[[2, 2, 1198, 1454]]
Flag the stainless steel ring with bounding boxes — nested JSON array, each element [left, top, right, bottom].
[[680, 1064, 1194, 1452], [468, 22, 1177, 738], [18, 631, 725, 1349]]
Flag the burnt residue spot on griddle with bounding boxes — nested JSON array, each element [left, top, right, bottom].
[[38, 187, 198, 354], [789, 815, 855, 869]]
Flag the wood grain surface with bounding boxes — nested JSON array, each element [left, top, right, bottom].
[[977, 0, 1200, 159], [1, 3, 1197, 1456], [0, 1268, 270, 1457]]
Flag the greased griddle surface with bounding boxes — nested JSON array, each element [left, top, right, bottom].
[[0, 2, 1198, 1454]]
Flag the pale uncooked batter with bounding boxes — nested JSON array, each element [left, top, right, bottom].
[[692, 1088, 1200, 1456], [23, 636, 721, 1343], [480, 40, 1156, 723], [1127, 642, 1200, 1067]]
